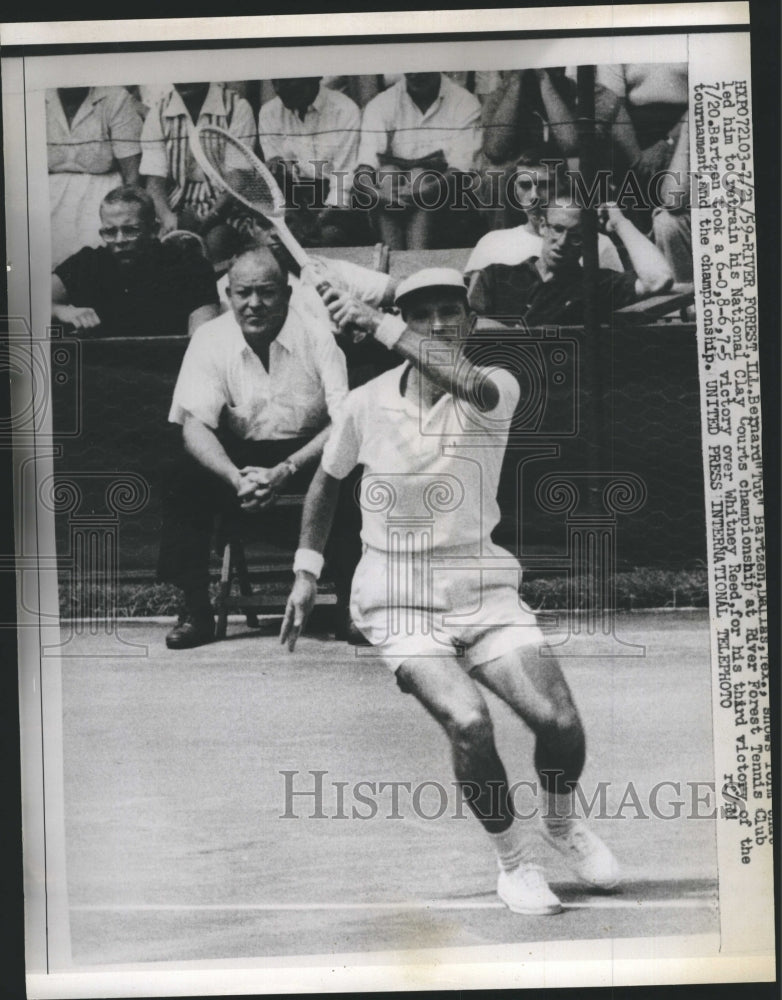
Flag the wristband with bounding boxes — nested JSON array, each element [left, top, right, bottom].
[[283, 458, 298, 478], [373, 313, 406, 350], [293, 548, 324, 579]]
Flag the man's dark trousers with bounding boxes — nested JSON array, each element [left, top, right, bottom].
[[157, 431, 361, 609]]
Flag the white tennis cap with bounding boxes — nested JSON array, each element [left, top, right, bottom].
[[394, 267, 468, 306]]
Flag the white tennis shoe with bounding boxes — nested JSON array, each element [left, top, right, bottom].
[[497, 864, 563, 915], [542, 820, 620, 890]]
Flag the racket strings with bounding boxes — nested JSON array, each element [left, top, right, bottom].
[[198, 127, 280, 216], [230, 171, 279, 216]]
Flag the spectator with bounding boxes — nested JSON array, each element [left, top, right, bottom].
[[475, 70, 547, 233], [258, 77, 361, 244], [464, 150, 624, 281], [215, 225, 399, 388], [597, 63, 688, 166], [51, 186, 219, 337], [47, 87, 143, 267], [323, 76, 383, 109], [140, 82, 256, 261], [259, 77, 360, 204], [650, 111, 692, 281], [157, 245, 356, 649], [477, 68, 636, 232], [533, 68, 640, 176], [479, 71, 548, 163], [215, 225, 394, 311], [468, 200, 673, 326], [355, 72, 482, 249], [596, 63, 691, 277]]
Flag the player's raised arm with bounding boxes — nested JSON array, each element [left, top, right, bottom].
[[281, 465, 342, 652], [324, 268, 506, 412]]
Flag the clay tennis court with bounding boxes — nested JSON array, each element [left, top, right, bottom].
[[60, 609, 718, 965]]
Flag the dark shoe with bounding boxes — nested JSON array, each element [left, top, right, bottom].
[[165, 611, 215, 649]]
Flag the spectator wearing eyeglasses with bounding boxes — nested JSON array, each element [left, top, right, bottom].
[[464, 150, 624, 287], [51, 186, 220, 337], [468, 200, 672, 326]]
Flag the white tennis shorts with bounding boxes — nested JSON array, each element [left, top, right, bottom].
[[350, 541, 545, 672]]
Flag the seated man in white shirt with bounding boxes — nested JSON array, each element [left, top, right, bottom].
[[158, 244, 354, 649], [355, 72, 482, 250], [464, 149, 624, 287], [258, 77, 361, 245], [281, 268, 620, 915], [214, 224, 400, 388], [259, 77, 360, 209], [215, 229, 395, 320]]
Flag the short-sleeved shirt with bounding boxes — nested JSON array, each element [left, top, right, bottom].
[[54, 241, 218, 337], [357, 75, 482, 173], [464, 226, 624, 274], [322, 363, 520, 553], [258, 85, 361, 206], [169, 302, 348, 441], [46, 87, 142, 174], [139, 84, 256, 207], [468, 258, 638, 326]]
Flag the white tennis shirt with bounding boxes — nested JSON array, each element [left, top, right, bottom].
[[464, 225, 624, 274], [322, 362, 520, 553], [169, 300, 348, 440]]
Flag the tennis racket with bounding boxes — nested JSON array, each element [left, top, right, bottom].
[[188, 122, 366, 341]]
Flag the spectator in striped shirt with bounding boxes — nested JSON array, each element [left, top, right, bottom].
[[140, 82, 257, 262]]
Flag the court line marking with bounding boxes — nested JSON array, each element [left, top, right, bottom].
[[72, 897, 716, 913]]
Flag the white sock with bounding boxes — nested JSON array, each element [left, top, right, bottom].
[[487, 821, 537, 872], [543, 791, 576, 836]]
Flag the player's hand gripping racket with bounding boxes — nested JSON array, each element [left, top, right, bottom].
[[188, 122, 365, 341]]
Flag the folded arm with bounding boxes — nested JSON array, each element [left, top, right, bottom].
[[602, 203, 674, 296], [51, 273, 101, 329]]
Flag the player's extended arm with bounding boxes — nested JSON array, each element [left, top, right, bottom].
[[601, 203, 674, 297], [389, 322, 500, 410], [280, 465, 341, 652], [325, 294, 501, 411], [289, 425, 333, 472]]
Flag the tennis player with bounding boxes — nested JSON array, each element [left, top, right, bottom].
[[281, 268, 619, 915]]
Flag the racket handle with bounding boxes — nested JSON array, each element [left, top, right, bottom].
[[315, 280, 367, 344]]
